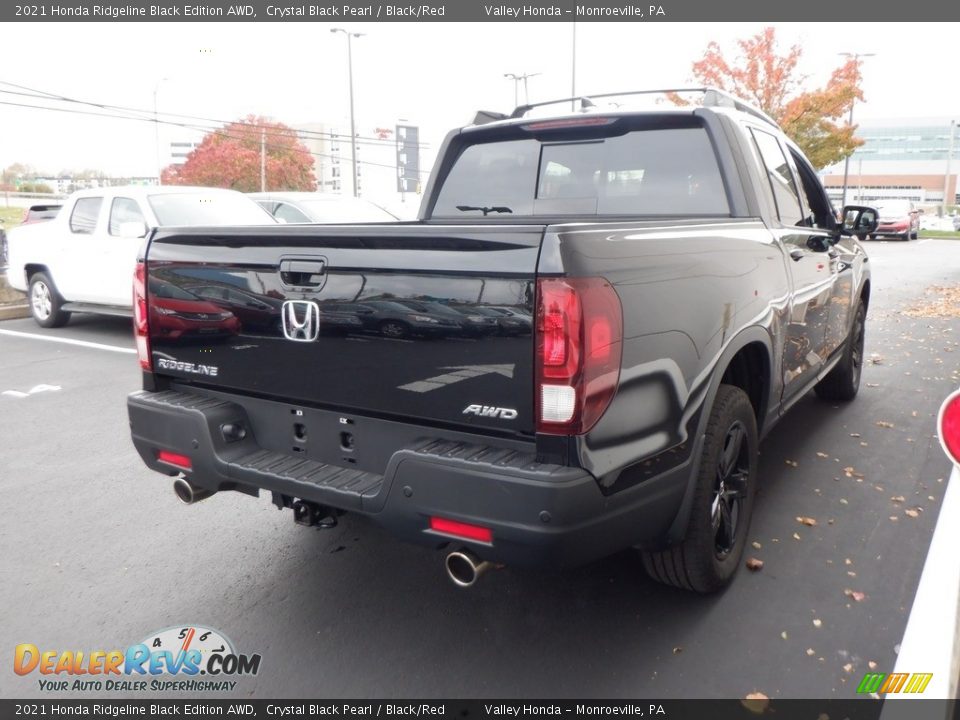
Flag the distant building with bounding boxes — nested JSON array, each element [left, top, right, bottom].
[[292, 121, 424, 209], [821, 118, 958, 208]]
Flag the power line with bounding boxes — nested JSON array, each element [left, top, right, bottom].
[[0, 81, 431, 149], [0, 97, 428, 177]]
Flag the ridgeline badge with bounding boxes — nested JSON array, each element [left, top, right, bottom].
[[14, 625, 261, 692]]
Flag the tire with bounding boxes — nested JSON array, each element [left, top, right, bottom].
[[640, 385, 759, 593], [28, 272, 71, 328], [901, 231, 911, 242], [814, 300, 866, 402], [379, 320, 409, 339]]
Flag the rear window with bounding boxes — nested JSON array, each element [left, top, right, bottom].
[[432, 125, 729, 218], [148, 192, 275, 226], [69, 197, 103, 234]]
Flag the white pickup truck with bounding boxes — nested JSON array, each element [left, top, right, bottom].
[[5, 185, 275, 327]]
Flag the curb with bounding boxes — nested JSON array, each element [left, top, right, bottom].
[[0, 304, 29, 321]]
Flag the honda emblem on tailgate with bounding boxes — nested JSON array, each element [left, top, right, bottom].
[[281, 300, 320, 342]]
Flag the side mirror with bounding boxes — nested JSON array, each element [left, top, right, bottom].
[[840, 205, 878, 237], [118, 221, 148, 239]]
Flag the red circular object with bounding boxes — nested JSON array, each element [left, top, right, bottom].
[[939, 390, 960, 466]]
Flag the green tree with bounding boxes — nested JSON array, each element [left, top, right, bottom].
[[162, 115, 316, 191], [687, 27, 864, 169]]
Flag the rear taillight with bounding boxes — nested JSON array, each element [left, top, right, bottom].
[[939, 390, 960, 466], [133, 261, 151, 371], [535, 277, 622, 435]]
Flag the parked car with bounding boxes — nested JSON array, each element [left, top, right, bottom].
[[870, 199, 920, 241], [322, 300, 461, 339], [22, 203, 62, 225], [952, 215, 960, 232], [4, 185, 275, 328], [128, 87, 876, 594], [249, 192, 398, 224], [148, 278, 241, 341]]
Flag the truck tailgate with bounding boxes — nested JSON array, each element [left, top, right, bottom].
[[144, 224, 543, 436]]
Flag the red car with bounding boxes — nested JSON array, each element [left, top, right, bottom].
[[870, 200, 920, 241], [148, 279, 240, 340]]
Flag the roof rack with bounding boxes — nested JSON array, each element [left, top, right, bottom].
[[506, 87, 780, 129]]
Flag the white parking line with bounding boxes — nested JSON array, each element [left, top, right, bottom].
[[0, 328, 136, 354]]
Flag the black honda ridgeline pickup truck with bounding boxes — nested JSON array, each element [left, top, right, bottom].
[[128, 88, 878, 593]]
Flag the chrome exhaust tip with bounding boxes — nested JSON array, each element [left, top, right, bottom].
[[173, 477, 215, 505], [445, 549, 492, 588]]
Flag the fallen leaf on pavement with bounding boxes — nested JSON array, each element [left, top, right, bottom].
[[843, 663, 854, 673], [780, 631, 788, 640], [672, 646, 683, 654], [844, 589, 867, 602], [869, 661, 877, 670], [817, 452, 829, 459], [904, 508, 921, 518], [742, 693, 769, 715], [793, 532, 802, 540], [785, 460, 799, 467], [796, 516, 817, 526], [746, 557, 764, 571], [876, 421, 895, 429], [751, 541, 762, 550], [806, 648, 815, 656], [890, 495, 905, 503], [850, 432, 861, 437], [813, 618, 822, 628]]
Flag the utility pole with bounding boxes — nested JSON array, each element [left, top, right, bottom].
[[260, 128, 266, 192], [943, 119, 956, 216], [331, 28, 364, 197], [838, 52, 875, 207]]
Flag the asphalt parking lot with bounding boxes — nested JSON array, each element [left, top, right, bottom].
[[1, 239, 958, 700]]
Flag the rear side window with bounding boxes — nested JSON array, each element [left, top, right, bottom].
[[751, 129, 804, 226], [109, 197, 146, 236], [69, 197, 103, 234], [433, 125, 730, 217]]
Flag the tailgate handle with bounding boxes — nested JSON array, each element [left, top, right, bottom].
[[280, 259, 326, 287]]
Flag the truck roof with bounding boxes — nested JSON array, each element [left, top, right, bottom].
[[468, 86, 781, 133]]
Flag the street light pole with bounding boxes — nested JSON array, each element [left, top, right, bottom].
[[838, 52, 875, 207], [331, 28, 364, 198], [153, 77, 168, 186], [504, 72, 541, 107], [571, 22, 577, 112]]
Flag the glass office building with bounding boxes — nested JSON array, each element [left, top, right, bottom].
[[821, 118, 957, 207]]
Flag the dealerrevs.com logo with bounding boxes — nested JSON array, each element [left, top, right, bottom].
[[14, 625, 261, 692]]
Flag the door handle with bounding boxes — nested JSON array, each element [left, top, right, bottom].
[[280, 260, 326, 275], [789, 248, 806, 261]]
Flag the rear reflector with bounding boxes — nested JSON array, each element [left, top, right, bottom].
[[939, 390, 960, 466], [157, 450, 192, 471], [429, 516, 493, 544]]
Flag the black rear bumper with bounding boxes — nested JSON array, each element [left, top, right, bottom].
[[127, 389, 690, 567]]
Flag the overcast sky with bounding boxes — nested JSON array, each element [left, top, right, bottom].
[[1, 22, 956, 178]]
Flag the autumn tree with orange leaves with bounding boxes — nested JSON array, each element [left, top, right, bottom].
[[688, 27, 864, 169], [162, 115, 316, 192]]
